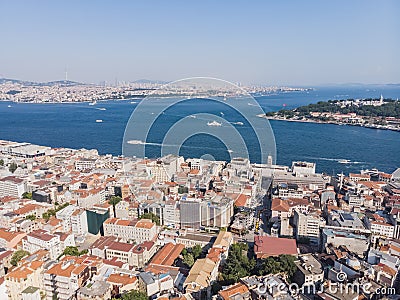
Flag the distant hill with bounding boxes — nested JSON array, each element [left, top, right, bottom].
[[131, 79, 168, 84], [0, 78, 84, 86]]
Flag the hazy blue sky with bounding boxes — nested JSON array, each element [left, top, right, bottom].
[[0, 0, 399, 85]]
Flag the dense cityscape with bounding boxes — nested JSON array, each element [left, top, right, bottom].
[[0, 140, 399, 299], [0, 79, 311, 103], [1, 1, 399, 300]]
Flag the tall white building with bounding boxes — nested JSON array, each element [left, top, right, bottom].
[[71, 209, 88, 236], [294, 210, 325, 244], [0, 176, 26, 198]]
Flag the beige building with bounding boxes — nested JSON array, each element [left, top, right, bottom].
[[103, 218, 157, 243], [5, 261, 44, 300], [184, 257, 218, 299]]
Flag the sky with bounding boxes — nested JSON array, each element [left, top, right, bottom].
[[0, 0, 399, 86]]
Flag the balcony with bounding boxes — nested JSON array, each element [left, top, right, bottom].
[[56, 276, 69, 283], [56, 281, 70, 289]]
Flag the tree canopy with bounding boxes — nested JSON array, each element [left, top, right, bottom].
[[256, 254, 297, 281], [269, 98, 400, 119], [9, 162, 18, 173], [61, 246, 88, 258], [220, 243, 255, 285], [139, 212, 160, 225], [119, 290, 148, 300], [10, 250, 30, 266], [22, 192, 32, 199]]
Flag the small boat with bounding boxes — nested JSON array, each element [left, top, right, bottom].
[[7, 105, 12, 108], [220, 112, 225, 116], [338, 159, 351, 164], [233, 121, 244, 126], [127, 140, 145, 145], [89, 101, 97, 106], [207, 121, 222, 126], [130, 101, 137, 104], [189, 115, 196, 118], [96, 119, 103, 123], [96, 108, 106, 111]]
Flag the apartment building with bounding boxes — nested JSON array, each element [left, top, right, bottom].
[[0, 176, 26, 198], [364, 212, 395, 240], [293, 254, 324, 287], [44, 256, 94, 300], [73, 188, 105, 209], [0, 228, 26, 249], [105, 241, 156, 268], [74, 158, 97, 171], [5, 260, 44, 300], [22, 229, 62, 260], [293, 210, 326, 244], [71, 209, 88, 236], [103, 218, 157, 243]]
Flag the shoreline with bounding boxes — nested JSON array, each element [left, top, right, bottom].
[[257, 114, 400, 133]]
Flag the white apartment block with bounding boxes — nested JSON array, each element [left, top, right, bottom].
[[73, 188, 105, 209], [74, 158, 97, 171], [44, 258, 91, 300], [364, 213, 395, 239], [22, 229, 62, 260], [56, 205, 78, 232], [294, 210, 326, 244], [103, 218, 157, 243], [0, 176, 26, 198], [71, 209, 88, 236]]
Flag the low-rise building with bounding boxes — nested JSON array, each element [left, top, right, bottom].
[[254, 236, 297, 259], [5, 261, 44, 300], [293, 254, 324, 287], [103, 218, 157, 243], [22, 229, 62, 260]]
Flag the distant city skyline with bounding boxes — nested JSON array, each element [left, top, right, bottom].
[[1, 0, 399, 85]]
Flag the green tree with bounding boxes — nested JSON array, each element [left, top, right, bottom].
[[42, 212, 50, 221], [0, 159, 4, 166], [221, 243, 255, 284], [22, 192, 32, 199], [55, 202, 69, 212], [257, 254, 297, 281], [61, 246, 88, 258], [108, 196, 122, 218], [181, 248, 188, 256], [183, 253, 195, 267], [10, 250, 30, 266], [9, 162, 18, 173], [25, 214, 36, 221], [139, 212, 160, 226], [120, 290, 147, 300], [63, 246, 80, 256], [192, 245, 202, 259]]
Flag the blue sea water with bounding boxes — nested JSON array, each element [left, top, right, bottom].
[[0, 85, 399, 174]]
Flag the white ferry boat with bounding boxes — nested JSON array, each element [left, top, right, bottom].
[[95, 119, 103, 123], [207, 121, 222, 126]]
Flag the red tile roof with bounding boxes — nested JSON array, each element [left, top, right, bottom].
[[254, 236, 297, 258]]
